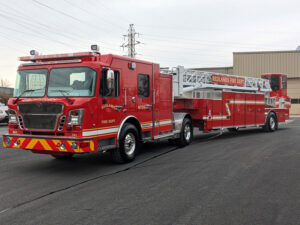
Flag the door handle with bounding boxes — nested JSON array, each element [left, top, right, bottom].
[[146, 104, 152, 110], [115, 105, 122, 112]]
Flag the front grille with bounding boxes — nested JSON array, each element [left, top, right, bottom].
[[18, 116, 24, 129], [18, 103, 63, 114], [23, 115, 58, 130], [18, 102, 63, 131]]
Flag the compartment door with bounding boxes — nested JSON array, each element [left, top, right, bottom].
[[245, 94, 255, 125], [158, 74, 173, 133], [255, 94, 265, 125], [234, 93, 245, 126], [212, 100, 223, 128], [222, 92, 235, 127]]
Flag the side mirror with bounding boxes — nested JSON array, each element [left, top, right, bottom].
[[106, 69, 115, 89]]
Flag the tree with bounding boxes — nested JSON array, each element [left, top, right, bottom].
[[0, 78, 12, 105], [0, 78, 11, 88]]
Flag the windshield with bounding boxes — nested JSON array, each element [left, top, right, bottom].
[[13, 69, 47, 97], [47, 67, 96, 97]]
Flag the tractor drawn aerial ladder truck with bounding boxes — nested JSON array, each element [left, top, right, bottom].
[[3, 45, 291, 163]]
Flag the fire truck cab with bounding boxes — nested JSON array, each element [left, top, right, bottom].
[[3, 46, 290, 163], [3, 46, 182, 163]]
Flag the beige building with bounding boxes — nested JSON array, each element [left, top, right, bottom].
[[193, 50, 300, 114]]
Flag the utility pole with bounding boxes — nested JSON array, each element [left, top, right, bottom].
[[121, 24, 141, 58]]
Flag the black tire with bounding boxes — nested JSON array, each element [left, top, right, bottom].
[[111, 123, 139, 163], [176, 118, 193, 147], [51, 153, 74, 160], [264, 113, 277, 132]]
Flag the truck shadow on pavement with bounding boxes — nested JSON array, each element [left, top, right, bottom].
[[1, 126, 291, 177]]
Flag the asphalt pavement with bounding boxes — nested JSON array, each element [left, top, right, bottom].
[[0, 119, 299, 225]]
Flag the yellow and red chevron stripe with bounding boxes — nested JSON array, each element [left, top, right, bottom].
[[3, 136, 95, 153]]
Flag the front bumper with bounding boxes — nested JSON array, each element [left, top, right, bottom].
[[3, 134, 96, 153]]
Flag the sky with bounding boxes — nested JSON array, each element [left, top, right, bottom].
[[0, 0, 300, 87]]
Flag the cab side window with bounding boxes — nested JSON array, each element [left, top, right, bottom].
[[138, 74, 149, 98], [100, 69, 120, 97], [271, 76, 280, 91]]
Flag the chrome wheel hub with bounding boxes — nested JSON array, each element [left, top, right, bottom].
[[124, 133, 136, 156], [270, 117, 275, 130], [184, 125, 191, 141]]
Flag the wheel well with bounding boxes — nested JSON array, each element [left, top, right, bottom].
[[118, 117, 142, 141], [265, 110, 278, 125], [269, 111, 277, 120], [184, 114, 192, 123]]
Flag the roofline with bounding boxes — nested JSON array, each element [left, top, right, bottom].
[[189, 66, 233, 70], [233, 50, 300, 55], [104, 54, 157, 65]]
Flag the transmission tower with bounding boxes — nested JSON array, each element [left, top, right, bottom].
[[121, 24, 141, 58]]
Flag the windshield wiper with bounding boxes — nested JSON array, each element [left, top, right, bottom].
[[13, 89, 37, 104], [57, 90, 73, 105]]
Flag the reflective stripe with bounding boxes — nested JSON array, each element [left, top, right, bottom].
[[159, 120, 172, 125], [203, 116, 228, 120], [82, 128, 119, 137], [230, 100, 265, 104], [213, 124, 264, 129], [83, 120, 173, 135], [141, 123, 153, 128]]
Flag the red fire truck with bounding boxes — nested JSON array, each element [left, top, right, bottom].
[[3, 46, 290, 163]]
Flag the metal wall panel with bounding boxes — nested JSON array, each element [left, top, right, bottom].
[[191, 67, 233, 75], [233, 51, 300, 114], [233, 51, 300, 78], [287, 78, 300, 98]]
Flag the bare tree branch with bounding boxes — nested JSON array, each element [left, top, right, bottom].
[[0, 78, 11, 88]]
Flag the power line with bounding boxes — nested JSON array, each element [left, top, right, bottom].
[[63, 0, 125, 31], [142, 34, 294, 49], [0, 2, 93, 49], [88, 0, 135, 25], [31, 0, 118, 47], [32, 0, 85, 24]]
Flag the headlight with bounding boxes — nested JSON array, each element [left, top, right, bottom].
[[67, 109, 84, 125], [8, 109, 17, 123]]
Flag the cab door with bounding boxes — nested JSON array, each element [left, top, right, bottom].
[[136, 64, 153, 138], [97, 68, 123, 137]]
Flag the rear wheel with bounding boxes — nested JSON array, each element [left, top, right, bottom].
[[264, 113, 277, 132], [51, 153, 74, 160], [111, 123, 139, 163], [228, 127, 239, 133], [176, 118, 193, 147]]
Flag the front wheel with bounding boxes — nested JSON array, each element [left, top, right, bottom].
[[176, 118, 193, 147], [264, 113, 277, 132], [111, 123, 139, 163]]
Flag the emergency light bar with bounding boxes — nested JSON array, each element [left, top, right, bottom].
[[21, 59, 82, 66], [19, 52, 98, 62]]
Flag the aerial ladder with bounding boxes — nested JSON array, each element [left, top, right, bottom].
[[161, 66, 272, 97]]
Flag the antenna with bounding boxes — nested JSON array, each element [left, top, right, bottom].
[[121, 24, 141, 58]]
